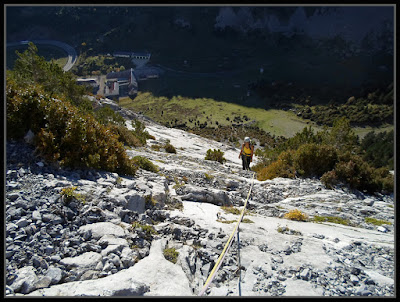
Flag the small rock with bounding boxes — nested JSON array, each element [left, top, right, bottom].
[[42, 214, 63, 224], [24, 130, 35, 145], [32, 256, 42, 268], [50, 255, 61, 262], [300, 268, 311, 280], [45, 246, 54, 255], [350, 275, 359, 285], [15, 218, 30, 228], [363, 198, 375, 206], [277, 274, 286, 281], [7, 192, 20, 201], [377, 226, 388, 233], [46, 267, 63, 284], [10, 266, 38, 294], [33, 276, 52, 289], [312, 233, 325, 239], [351, 267, 361, 275], [80, 270, 100, 281]]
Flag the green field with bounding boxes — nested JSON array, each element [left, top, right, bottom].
[[120, 93, 323, 137], [6, 44, 68, 70], [120, 92, 392, 139]]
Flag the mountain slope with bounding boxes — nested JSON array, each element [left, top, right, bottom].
[[6, 104, 394, 297]]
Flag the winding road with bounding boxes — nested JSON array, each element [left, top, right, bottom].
[[6, 39, 77, 72]]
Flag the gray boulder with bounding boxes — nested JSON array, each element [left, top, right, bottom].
[[177, 184, 231, 206], [125, 194, 146, 213], [78, 222, 126, 239], [60, 252, 102, 270], [46, 267, 63, 285], [10, 266, 38, 294], [27, 273, 149, 296]]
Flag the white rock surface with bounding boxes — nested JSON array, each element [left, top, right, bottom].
[[78, 222, 126, 239], [6, 109, 394, 297], [60, 252, 102, 269]]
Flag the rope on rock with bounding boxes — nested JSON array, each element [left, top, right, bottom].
[[198, 172, 255, 296]]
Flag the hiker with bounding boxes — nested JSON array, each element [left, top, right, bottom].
[[238, 137, 254, 171]]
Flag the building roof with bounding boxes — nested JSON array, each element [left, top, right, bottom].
[[132, 52, 151, 57], [106, 69, 132, 80], [113, 51, 151, 58], [113, 51, 132, 57]]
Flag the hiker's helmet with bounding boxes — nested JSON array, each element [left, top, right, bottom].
[[244, 137, 250, 143]]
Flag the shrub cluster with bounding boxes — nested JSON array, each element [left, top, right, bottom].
[[293, 143, 337, 177], [321, 152, 393, 194], [163, 247, 179, 264], [7, 80, 137, 176], [131, 221, 158, 240], [164, 141, 177, 154], [205, 149, 226, 164], [72, 53, 133, 76], [10, 42, 90, 112], [283, 209, 309, 221], [190, 125, 278, 147], [132, 156, 159, 173], [60, 186, 86, 204], [109, 124, 142, 147], [6, 42, 159, 176], [312, 215, 351, 226], [256, 150, 296, 181], [131, 119, 155, 145], [361, 130, 394, 169], [94, 105, 125, 126], [296, 83, 393, 127], [255, 118, 393, 194]]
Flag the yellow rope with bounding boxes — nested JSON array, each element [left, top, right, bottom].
[[198, 172, 255, 296]]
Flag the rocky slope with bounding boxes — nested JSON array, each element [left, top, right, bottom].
[[5, 103, 395, 297]]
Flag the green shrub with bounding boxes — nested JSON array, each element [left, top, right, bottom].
[[164, 141, 177, 154], [132, 156, 159, 173], [205, 149, 226, 164], [334, 153, 379, 193], [131, 221, 158, 238], [204, 173, 214, 181], [6, 80, 137, 176], [379, 173, 394, 193], [151, 144, 162, 151], [94, 106, 125, 126], [60, 186, 86, 203], [131, 119, 154, 145], [277, 226, 302, 235], [217, 219, 237, 224], [242, 218, 254, 223], [283, 209, 308, 221], [10, 42, 88, 112], [165, 197, 184, 211], [163, 247, 179, 264], [109, 124, 142, 147], [361, 130, 394, 169], [293, 143, 337, 177], [221, 206, 241, 215], [364, 217, 392, 226], [321, 170, 339, 189], [312, 215, 351, 226], [257, 150, 296, 181]]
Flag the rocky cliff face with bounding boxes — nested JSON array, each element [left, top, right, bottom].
[[5, 104, 394, 297], [214, 6, 393, 54]]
